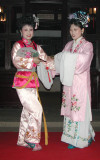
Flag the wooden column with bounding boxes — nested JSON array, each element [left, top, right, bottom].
[[96, 5, 100, 70], [24, 0, 30, 14], [61, 0, 68, 49], [96, 5, 100, 108], [5, 6, 11, 70]]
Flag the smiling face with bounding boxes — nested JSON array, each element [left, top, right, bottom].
[[69, 24, 84, 41], [20, 25, 34, 42]]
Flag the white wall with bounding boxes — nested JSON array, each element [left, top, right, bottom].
[[34, 30, 61, 37]]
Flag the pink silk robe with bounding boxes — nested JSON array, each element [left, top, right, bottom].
[[54, 38, 93, 122], [11, 38, 54, 146], [50, 37, 95, 148]]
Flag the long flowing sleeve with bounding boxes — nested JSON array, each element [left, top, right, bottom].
[[54, 51, 78, 86], [11, 42, 34, 70], [75, 42, 93, 74], [54, 51, 63, 74]]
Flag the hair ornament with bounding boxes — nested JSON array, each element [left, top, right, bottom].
[[33, 14, 39, 29], [17, 14, 39, 31], [68, 11, 90, 27]]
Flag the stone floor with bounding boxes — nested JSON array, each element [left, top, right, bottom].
[[0, 92, 100, 132]]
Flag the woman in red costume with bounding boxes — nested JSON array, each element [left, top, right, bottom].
[[11, 15, 54, 151]]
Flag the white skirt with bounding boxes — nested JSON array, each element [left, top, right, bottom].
[[61, 95, 95, 148]]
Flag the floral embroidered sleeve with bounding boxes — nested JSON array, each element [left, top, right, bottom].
[[75, 42, 93, 74], [11, 42, 34, 69]]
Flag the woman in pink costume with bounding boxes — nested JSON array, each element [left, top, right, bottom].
[[51, 11, 95, 149], [11, 15, 53, 151]]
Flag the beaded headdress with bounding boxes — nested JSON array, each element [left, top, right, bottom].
[[68, 11, 90, 28], [17, 14, 39, 30]]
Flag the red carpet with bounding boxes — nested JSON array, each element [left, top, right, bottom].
[[0, 132, 100, 160]]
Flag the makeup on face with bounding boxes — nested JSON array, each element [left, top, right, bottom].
[[70, 24, 84, 41], [20, 25, 34, 42]]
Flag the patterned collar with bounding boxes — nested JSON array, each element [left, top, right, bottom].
[[70, 37, 85, 53], [22, 38, 33, 47]]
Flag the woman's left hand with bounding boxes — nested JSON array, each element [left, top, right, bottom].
[[33, 57, 42, 64]]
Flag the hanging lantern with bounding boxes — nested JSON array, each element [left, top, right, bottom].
[[89, 7, 96, 29], [0, 6, 6, 22], [93, 8, 96, 14], [0, 6, 3, 13]]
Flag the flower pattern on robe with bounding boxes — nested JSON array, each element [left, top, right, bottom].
[[71, 94, 80, 112], [25, 128, 41, 141], [25, 52, 32, 58], [62, 92, 66, 108], [70, 38, 83, 53], [63, 117, 89, 141], [62, 92, 80, 112]]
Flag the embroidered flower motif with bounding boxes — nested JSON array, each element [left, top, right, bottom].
[[38, 133, 41, 139], [62, 92, 66, 107], [25, 131, 31, 138], [70, 48, 72, 52], [70, 38, 85, 53], [25, 51, 32, 58], [25, 129, 41, 141], [63, 119, 79, 139], [67, 120, 72, 132], [80, 40, 82, 44], [32, 128, 35, 132], [71, 94, 80, 112], [74, 49, 77, 52]]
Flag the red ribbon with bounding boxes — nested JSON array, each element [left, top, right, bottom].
[[46, 67, 51, 82]]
